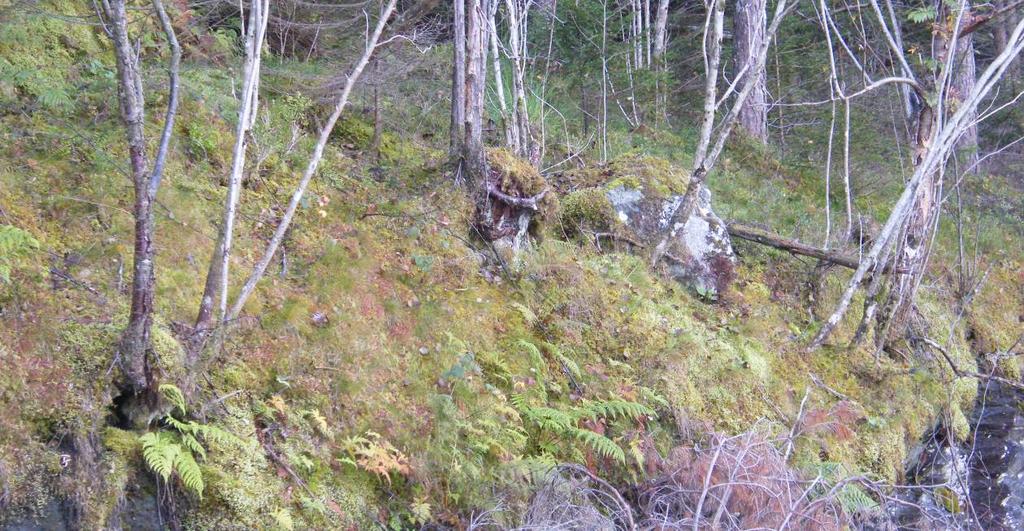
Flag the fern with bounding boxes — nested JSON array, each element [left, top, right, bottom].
[[174, 449, 204, 496], [518, 339, 547, 375], [179, 433, 207, 460], [580, 399, 655, 422], [628, 438, 645, 469], [813, 461, 879, 514], [510, 301, 537, 325], [0, 225, 39, 282], [520, 406, 575, 432], [271, 508, 294, 531], [139, 386, 236, 499], [555, 351, 583, 382], [302, 409, 332, 438], [159, 384, 187, 415], [140, 432, 178, 482], [570, 428, 626, 464]]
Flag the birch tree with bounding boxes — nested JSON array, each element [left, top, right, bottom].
[[225, 0, 399, 321], [734, 0, 768, 142], [193, 0, 270, 345], [651, 0, 791, 265], [810, 3, 1024, 350], [451, 0, 467, 160], [98, 0, 180, 394]]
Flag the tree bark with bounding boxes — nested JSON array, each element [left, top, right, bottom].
[[952, 4, 979, 172], [464, 0, 488, 185], [194, 0, 269, 341], [489, 2, 517, 150], [451, 0, 467, 160], [505, 0, 532, 159], [101, 0, 179, 394], [734, 0, 768, 143], [653, 0, 670, 60]]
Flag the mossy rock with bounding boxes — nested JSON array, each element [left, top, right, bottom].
[[559, 154, 689, 199], [558, 187, 619, 237]]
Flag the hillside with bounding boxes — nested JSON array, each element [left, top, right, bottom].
[[1, 0, 1023, 529]]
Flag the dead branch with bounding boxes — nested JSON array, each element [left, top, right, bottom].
[[726, 222, 908, 274], [485, 181, 548, 210]]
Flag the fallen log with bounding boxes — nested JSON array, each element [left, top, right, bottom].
[[725, 221, 907, 274]]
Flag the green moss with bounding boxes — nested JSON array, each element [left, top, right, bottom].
[[563, 154, 688, 198], [332, 115, 375, 148], [487, 148, 559, 224], [558, 187, 618, 237]]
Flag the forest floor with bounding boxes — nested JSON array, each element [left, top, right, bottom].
[[1, 9, 1023, 529]]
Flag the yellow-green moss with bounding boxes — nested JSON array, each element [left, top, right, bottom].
[[562, 154, 689, 198], [558, 187, 618, 237], [487, 148, 559, 223]]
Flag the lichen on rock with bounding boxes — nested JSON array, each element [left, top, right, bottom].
[[558, 155, 736, 297]]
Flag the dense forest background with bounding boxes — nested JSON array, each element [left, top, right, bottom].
[[0, 0, 1022, 528]]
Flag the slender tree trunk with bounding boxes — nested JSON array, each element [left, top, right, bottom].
[[451, 0, 467, 161], [227, 0, 397, 321], [651, 0, 790, 266], [653, 0, 670, 121], [489, 2, 517, 150], [194, 0, 269, 342], [952, 6, 979, 171], [101, 0, 179, 394], [734, 0, 768, 142], [464, 0, 488, 184], [644, 0, 652, 67], [372, 60, 383, 162], [653, 0, 669, 59], [506, 0, 532, 159]]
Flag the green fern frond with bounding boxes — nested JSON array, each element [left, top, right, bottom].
[[510, 301, 537, 325], [509, 392, 529, 411], [164, 415, 195, 434], [271, 508, 294, 530], [194, 423, 235, 445], [628, 438, 645, 469], [477, 351, 513, 383], [518, 339, 547, 376], [637, 386, 670, 409], [174, 448, 204, 498], [180, 433, 206, 460], [0, 225, 39, 282], [570, 429, 625, 464], [159, 384, 187, 415], [299, 495, 328, 516], [302, 409, 331, 438], [521, 406, 575, 432], [555, 351, 583, 382], [582, 399, 655, 422], [140, 432, 179, 482]]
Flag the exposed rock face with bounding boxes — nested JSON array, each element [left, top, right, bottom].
[[607, 183, 735, 297], [559, 156, 736, 297]]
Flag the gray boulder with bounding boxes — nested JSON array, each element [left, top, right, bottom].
[[559, 156, 735, 297]]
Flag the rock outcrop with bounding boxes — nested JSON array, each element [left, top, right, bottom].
[[558, 155, 735, 297]]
